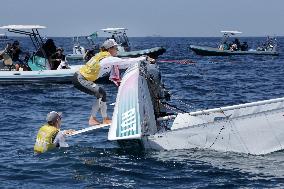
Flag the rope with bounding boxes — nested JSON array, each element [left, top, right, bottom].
[[158, 59, 196, 65], [161, 101, 186, 113], [209, 108, 228, 148]]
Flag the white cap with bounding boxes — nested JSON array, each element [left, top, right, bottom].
[[46, 111, 62, 123], [101, 39, 118, 49]]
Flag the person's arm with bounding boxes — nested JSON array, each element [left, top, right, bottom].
[[100, 56, 147, 69], [53, 130, 74, 147], [50, 54, 62, 62]]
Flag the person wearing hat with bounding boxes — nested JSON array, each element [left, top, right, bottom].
[[34, 111, 75, 154], [10, 40, 22, 62], [50, 47, 67, 70], [73, 39, 155, 126]]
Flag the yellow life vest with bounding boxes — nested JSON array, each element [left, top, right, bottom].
[[34, 124, 59, 153], [79, 51, 111, 81]]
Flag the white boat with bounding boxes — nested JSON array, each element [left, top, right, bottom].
[[108, 61, 284, 155], [0, 25, 82, 84], [0, 65, 81, 84]]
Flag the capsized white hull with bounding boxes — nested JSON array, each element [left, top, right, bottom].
[[108, 61, 284, 155], [0, 65, 82, 84], [145, 97, 284, 155]]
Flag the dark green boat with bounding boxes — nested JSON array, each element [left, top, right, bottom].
[[189, 31, 279, 56], [189, 45, 279, 56]]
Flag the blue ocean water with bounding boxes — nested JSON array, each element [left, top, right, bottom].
[[1, 37, 284, 188]]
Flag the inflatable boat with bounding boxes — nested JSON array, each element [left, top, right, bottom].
[[67, 28, 166, 61], [0, 25, 83, 84], [189, 44, 279, 56], [189, 31, 279, 56]]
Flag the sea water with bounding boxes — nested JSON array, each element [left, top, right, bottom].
[[1, 37, 284, 188]]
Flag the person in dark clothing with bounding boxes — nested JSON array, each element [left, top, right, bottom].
[[35, 39, 57, 59], [233, 38, 241, 50], [50, 47, 66, 70], [241, 42, 248, 51], [10, 41, 31, 71], [10, 40, 23, 62], [83, 48, 97, 61]]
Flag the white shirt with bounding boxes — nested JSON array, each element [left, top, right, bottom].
[[98, 56, 146, 78], [57, 60, 70, 70], [53, 130, 69, 147]]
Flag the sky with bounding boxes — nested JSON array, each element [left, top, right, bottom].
[[1, 0, 284, 37]]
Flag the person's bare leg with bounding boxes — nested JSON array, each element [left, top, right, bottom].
[[100, 101, 112, 124], [89, 98, 102, 126]]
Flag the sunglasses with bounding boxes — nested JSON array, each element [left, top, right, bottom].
[[110, 46, 118, 50]]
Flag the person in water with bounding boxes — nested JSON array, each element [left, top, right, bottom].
[[34, 111, 75, 154], [73, 39, 155, 126]]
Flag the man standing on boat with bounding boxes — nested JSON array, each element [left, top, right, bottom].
[[73, 39, 155, 126]]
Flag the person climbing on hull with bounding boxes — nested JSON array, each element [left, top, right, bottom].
[[73, 39, 155, 126]]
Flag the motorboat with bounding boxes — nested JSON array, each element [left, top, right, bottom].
[[0, 25, 83, 84], [189, 31, 279, 56], [67, 28, 166, 61], [66, 32, 99, 61], [0, 65, 82, 84], [101, 27, 166, 59], [107, 60, 284, 155]]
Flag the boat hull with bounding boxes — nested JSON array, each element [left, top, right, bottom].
[[108, 60, 284, 155], [145, 97, 284, 155], [117, 47, 166, 59], [189, 45, 279, 56], [0, 65, 82, 84], [66, 47, 166, 61], [66, 54, 84, 61]]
